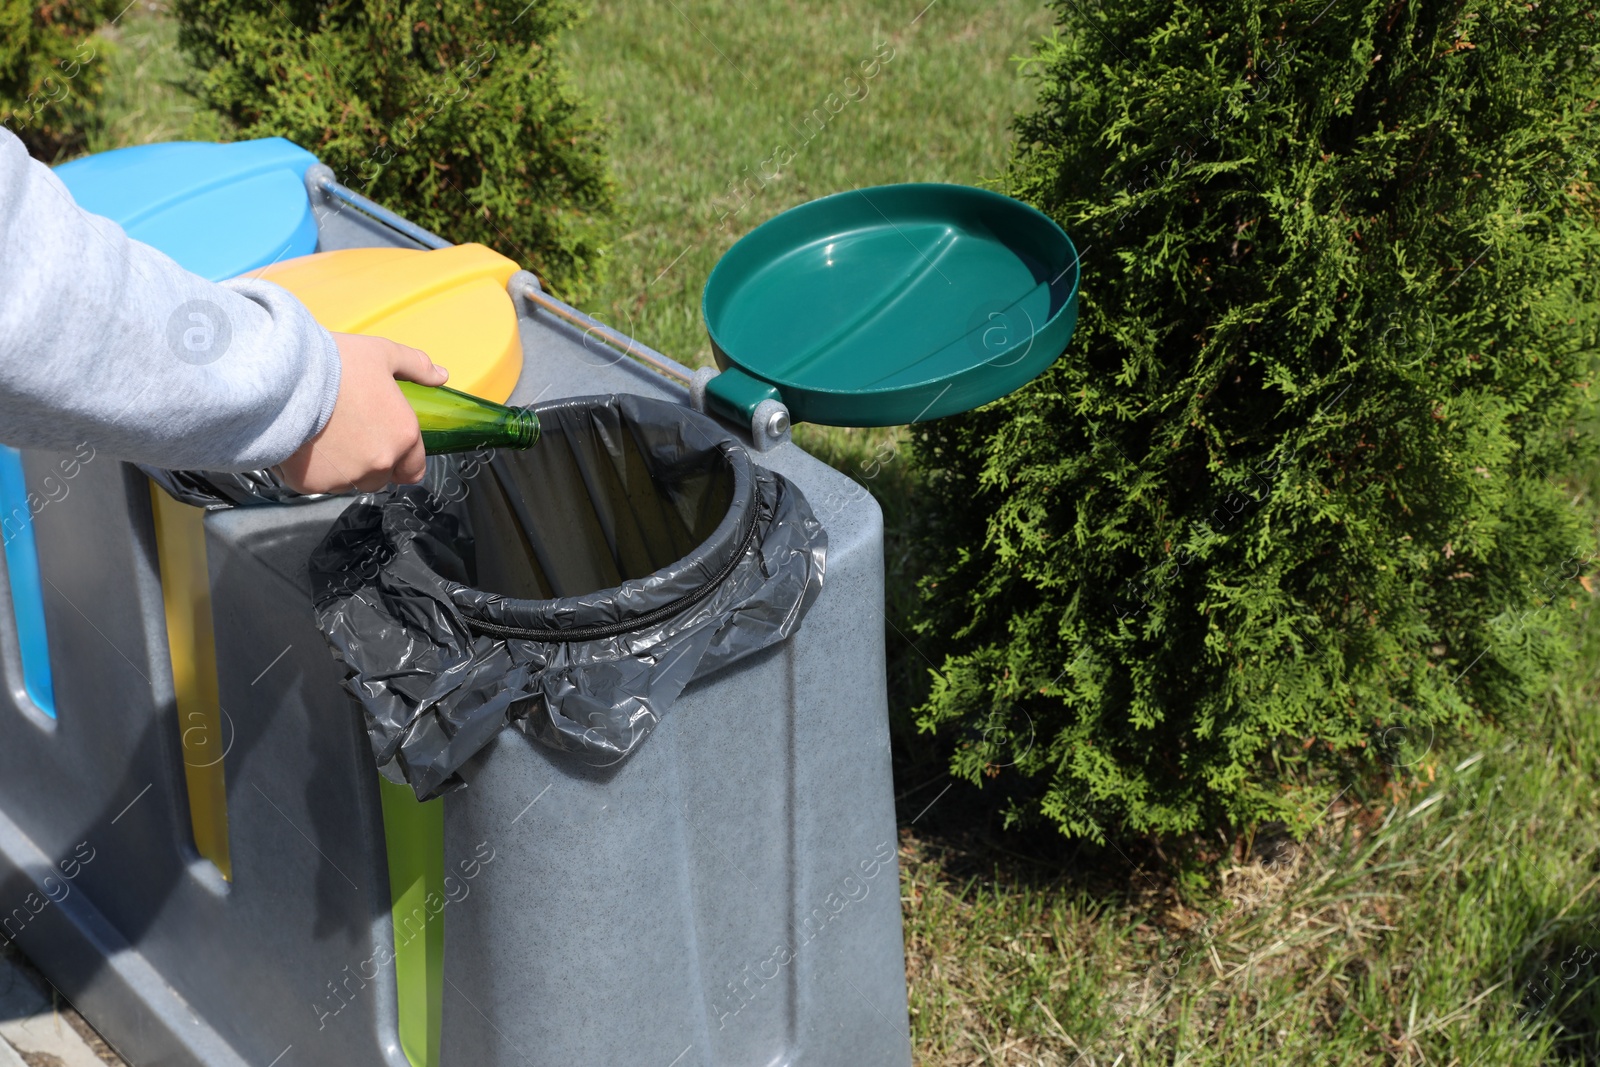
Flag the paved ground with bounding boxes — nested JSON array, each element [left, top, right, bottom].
[[0, 944, 127, 1067]]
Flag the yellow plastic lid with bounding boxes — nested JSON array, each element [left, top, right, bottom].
[[244, 244, 523, 403]]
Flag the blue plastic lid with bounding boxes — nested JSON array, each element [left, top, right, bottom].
[[54, 138, 320, 281]]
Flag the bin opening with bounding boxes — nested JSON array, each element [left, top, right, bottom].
[[311, 394, 827, 800], [456, 399, 738, 604]]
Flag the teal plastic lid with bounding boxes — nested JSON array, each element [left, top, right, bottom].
[[54, 138, 319, 281], [702, 183, 1079, 427]]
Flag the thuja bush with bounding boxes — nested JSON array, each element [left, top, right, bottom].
[[175, 0, 613, 300], [912, 0, 1600, 842], [0, 0, 119, 161]]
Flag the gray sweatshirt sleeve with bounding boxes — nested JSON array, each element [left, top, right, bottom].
[[0, 126, 342, 472]]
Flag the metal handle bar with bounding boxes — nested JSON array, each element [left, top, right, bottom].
[[314, 173, 454, 251], [514, 283, 694, 385]]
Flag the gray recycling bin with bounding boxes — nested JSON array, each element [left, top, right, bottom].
[[0, 146, 911, 1067]]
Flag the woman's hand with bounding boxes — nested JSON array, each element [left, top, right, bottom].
[[277, 333, 449, 494]]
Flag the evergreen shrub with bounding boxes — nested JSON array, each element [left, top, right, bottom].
[[175, 0, 614, 299], [912, 0, 1600, 842], [1, 0, 119, 161]]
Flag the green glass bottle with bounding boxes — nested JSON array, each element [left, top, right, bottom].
[[399, 381, 540, 454]]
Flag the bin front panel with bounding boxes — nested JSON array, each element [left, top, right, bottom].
[[435, 296, 912, 1067]]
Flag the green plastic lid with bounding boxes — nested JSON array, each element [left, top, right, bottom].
[[702, 183, 1080, 427]]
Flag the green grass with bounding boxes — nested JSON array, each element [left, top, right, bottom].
[[87, 0, 228, 153], [81, 4, 1600, 1064], [563, 0, 1051, 368]]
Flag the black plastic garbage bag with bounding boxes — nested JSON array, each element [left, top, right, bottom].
[[308, 393, 827, 801], [142, 465, 310, 509]]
